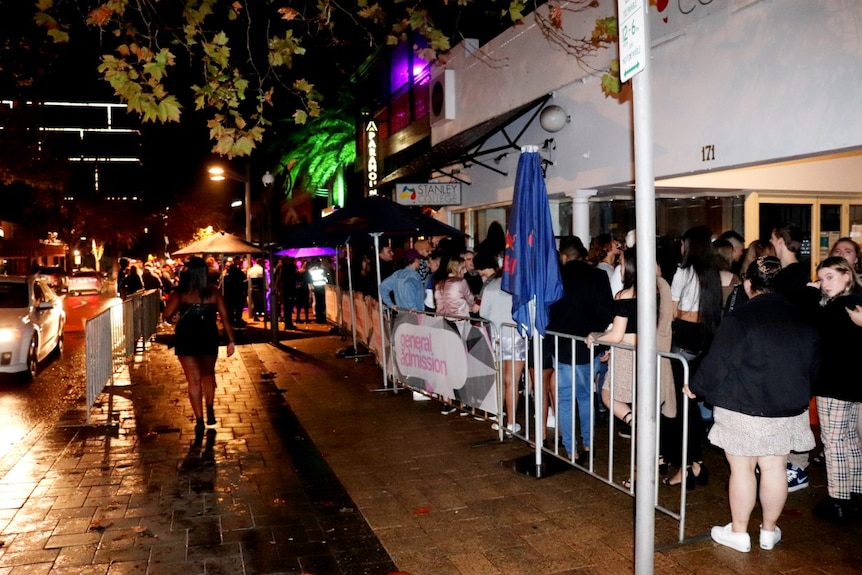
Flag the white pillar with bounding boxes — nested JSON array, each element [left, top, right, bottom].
[[564, 188, 597, 243], [548, 199, 563, 239]]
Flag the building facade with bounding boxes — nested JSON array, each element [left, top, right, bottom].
[[370, 0, 862, 278]]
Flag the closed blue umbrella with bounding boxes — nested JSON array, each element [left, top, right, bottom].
[[501, 147, 563, 336]]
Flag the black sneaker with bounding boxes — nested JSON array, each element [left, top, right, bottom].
[[575, 450, 590, 466], [814, 497, 858, 525], [617, 422, 632, 439]]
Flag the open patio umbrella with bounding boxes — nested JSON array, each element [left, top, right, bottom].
[[275, 246, 337, 258], [172, 232, 263, 256], [280, 195, 466, 389], [501, 146, 563, 476], [279, 194, 464, 247]]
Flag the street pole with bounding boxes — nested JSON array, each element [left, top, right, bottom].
[[244, 162, 253, 268], [262, 171, 280, 345]]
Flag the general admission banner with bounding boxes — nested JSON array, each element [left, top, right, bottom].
[[390, 313, 498, 415]]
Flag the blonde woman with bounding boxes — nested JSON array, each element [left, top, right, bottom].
[[809, 256, 862, 525], [433, 256, 479, 318]]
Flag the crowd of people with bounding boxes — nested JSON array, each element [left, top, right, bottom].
[[567, 223, 860, 552], [133, 219, 862, 548], [116, 253, 338, 331], [366, 220, 861, 553]]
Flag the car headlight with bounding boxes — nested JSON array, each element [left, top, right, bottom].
[[0, 328, 20, 343]]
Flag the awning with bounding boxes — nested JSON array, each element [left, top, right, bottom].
[[378, 94, 552, 186]]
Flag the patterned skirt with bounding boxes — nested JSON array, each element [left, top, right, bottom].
[[709, 407, 815, 457], [602, 348, 634, 404]]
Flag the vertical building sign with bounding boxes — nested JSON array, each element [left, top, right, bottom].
[[366, 121, 379, 196]]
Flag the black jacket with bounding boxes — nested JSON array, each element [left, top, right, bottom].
[[547, 260, 614, 365], [691, 292, 818, 417], [812, 291, 862, 401]]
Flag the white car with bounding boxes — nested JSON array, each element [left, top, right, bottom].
[[68, 269, 105, 295], [0, 276, 66, 379]]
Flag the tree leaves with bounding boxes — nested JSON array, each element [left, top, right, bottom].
[[30, 0, 620, 157], [99, 45, 182, 123]]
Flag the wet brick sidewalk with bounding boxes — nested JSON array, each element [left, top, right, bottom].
[[0, 320, 859, 574]]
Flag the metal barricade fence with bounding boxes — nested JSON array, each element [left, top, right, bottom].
[[346, 302, 698, 541], [83, 289, 161, 425], [529, 330, 694, 541], [385, 308, 501, 418]]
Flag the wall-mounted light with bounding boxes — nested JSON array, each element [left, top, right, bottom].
[[539, 104, 570, 133]]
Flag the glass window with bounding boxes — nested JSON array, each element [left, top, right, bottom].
[[820, 204, 842, 264], [389, 43, 410, 93], [0, 283, 29, 308], [412, 67, 431, 120], [850, 205, 862, 245], [389, 87, 411, 134]]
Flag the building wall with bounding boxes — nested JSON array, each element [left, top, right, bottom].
[[433, 0, 862, 210]]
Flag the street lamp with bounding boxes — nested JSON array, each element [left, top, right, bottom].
[[208, 164, 252, 248], [260, 171, 279, 344], [209, 163, 282, 340]]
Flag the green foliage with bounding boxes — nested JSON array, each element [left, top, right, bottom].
[[268, 97, 357, 204], [99, 45, 183, 123], [28, 1, 623, 156], [30, 0, 539, 159], [592, 17, 623, 99]]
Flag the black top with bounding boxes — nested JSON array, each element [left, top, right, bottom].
[[812, 291, 862, 401], [614, 298, 637, 334], [691, 292, 819, 417], [547, 260, 614, 365], [774, 261, 810, 306]]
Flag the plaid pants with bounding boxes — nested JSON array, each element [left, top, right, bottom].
[[817, 396, 862, 499]]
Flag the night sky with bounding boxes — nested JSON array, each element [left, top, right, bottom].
[[0, 1, 228, 209]]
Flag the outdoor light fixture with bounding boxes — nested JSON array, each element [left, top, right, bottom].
[[261, 171, 274, 187], [208, 163, 253, 268], [230, 200, 243, 208], [207, 166, 227, 181], [539, 104, 570, 133]]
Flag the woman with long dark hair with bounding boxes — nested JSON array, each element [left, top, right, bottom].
[[664, 225, 722, 488], [163, 256, 235, 441]]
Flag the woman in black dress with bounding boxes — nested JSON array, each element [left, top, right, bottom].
[[163, 256, 235, 439]]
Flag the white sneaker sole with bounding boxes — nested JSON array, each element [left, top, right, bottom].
[[759, 526, 781, 550], [710, 524, 751, 553], [787, 481, 809, 493]]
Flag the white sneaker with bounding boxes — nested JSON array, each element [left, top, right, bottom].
[[759, 525, 781, 550], [546, 412, 556, 428], [491, 422, 522, 434], [710, 524, 751, 553]]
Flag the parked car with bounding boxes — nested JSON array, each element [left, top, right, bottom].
[[68, 269, 105, 295], [34, 266, 68, 294], [0, 276, 65, 379]]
